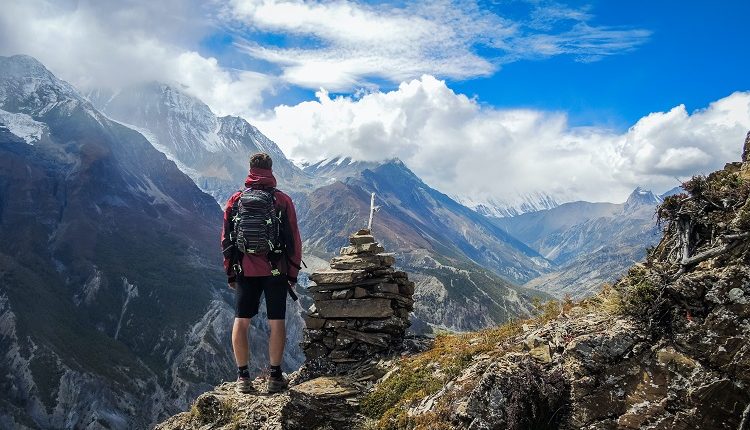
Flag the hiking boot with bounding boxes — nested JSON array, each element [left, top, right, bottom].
[[267, 375, 288, 393], [236, 376, 255, 394]]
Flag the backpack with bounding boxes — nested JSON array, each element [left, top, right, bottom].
[[232, 188, 283, 262]]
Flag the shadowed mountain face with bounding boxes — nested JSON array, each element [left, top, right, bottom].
[[0, 55, 304, 430], [297, 160, 552, 332], [304, 160, 550, 280], [87, 83, 312, 203]]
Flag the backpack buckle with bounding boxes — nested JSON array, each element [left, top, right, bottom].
[[271, 269, 281, 276]]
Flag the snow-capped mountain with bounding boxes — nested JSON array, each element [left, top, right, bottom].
[[301, 156, 383, 183], [305, 157, 561, 219], [624, 186, 662, 210], [87, 83, 311, 203], [0, 55, 305, 429], [456, 191, 560, 218]]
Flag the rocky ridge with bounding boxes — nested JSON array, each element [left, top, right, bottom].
[[0, 54, 235, 429], [87, 82, 311, 203]]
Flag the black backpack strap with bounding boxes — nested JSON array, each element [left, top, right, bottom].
[[230, 189, 243, 241], [228, 189, 245, 276], [285, 257, 307, 271]]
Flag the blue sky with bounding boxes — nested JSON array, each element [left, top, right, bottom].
[[456, 0, 750, 128], [197, 0, 749, 130]]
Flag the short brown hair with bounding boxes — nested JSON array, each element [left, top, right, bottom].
[[250, 153, 273, 169]]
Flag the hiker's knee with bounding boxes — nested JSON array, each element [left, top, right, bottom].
[[234, 317, 251, 331]]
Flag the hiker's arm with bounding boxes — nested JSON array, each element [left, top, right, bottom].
[[285, 198, 303, 284], [221, 193, 240, 284]]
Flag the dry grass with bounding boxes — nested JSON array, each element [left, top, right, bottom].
[[360, 288, 616, 430], [360, 321, 523, 429]]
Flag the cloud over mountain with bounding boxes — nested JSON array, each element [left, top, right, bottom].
[[256, 76, 750, 203], [0, 0, 273, 117]]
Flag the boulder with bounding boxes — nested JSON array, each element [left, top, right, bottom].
[[303, 315, 326, 330], [285, 377, 360, 428], [359, 316, 409, 335], [340, 243, 385, 255], [309, 270, 366, 285], [349, 234, 375, 245], [316, 298, 394, 319], [337, 328, 390, 349], [331, 289, 354, 300], [377, 253, 396, 267], [307, 277, 389, 293], [303, 342, 328, 359], [399, 281, 416, 295], [329, 254, 382, 270]]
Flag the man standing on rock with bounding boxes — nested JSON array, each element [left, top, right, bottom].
[[221, 153, 303, 393]]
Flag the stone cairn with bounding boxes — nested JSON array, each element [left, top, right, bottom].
[[301, 229, 415, 367]]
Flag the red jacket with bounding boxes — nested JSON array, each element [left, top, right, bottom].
[[221, 167, 302, 283]]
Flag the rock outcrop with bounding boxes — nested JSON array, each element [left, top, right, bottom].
[[300, 229, 415, 375]]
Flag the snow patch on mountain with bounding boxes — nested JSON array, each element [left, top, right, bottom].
[[623, 187, 662, 212], [301, 156, 397, 186], [109, 118, 203, 180], [456, 191, 560, 218], [0, 109, 46, 144]]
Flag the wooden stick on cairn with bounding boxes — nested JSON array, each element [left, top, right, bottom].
[[367, 192, 380, 232]]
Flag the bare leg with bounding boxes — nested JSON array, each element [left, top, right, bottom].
[[232, 318, 251, 367], [268, 319, 286, 366]]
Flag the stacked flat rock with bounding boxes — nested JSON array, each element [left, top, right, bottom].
[[302, 229, 416, 365]]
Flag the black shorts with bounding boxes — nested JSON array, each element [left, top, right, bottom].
[[235, 275, 288, 319]]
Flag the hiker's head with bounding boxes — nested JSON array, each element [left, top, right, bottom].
[[249, 153, 273, 170]]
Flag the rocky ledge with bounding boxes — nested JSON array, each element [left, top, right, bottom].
[[154, 376, 362, 430]]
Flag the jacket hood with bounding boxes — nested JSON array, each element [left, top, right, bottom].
[[244, 167, 277, 188]]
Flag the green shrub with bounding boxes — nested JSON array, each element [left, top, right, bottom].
[[618, 265, 660, 318]]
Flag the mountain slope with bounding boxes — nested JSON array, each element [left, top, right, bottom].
[[496, 188, 664, 297], [0, 55, 303, 429], [87, 83, 311, 203], [297, 159, 552, 332]]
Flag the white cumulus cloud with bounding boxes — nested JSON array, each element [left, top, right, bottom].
[[255, 76, 750, 204], [0, 0, 274, 117]]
